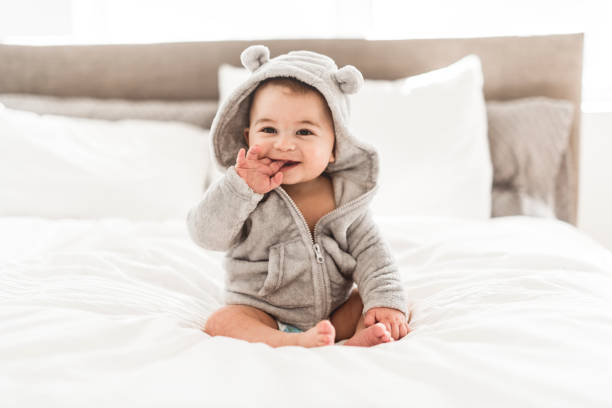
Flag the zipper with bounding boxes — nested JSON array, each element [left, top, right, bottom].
[[276, 186, 376, 262], [313, 243, 324, 264], [275, 185, 376, 319], [276, 187, 323, 262]]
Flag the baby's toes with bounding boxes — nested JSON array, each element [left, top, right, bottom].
[[316, 320, 335, 346], [317, 320, 334, 333], [316, 334, 335, 346], [373, 323, 393, 342]]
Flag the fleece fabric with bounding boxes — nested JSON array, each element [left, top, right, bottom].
[[186, 45, 408, 331]]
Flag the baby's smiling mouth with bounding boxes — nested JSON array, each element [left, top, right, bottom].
[[276, 160, 300, 170]]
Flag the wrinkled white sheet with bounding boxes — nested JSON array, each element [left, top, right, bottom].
[[1, 215, 611, 407]]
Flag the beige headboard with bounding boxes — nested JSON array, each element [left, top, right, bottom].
[[0, 33, 583, 224]]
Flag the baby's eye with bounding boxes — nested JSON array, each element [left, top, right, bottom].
[[297, 129, 314, 136], [261, 127, 276, 133]]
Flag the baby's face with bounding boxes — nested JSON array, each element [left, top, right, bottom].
[[244, 83, 335, 186]]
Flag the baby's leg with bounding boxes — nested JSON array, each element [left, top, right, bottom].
[[330, 288, 394, 347], [204, 304, 335, 348], [330, 287, 364, 341]]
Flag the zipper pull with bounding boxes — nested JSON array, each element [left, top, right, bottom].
[[313, 243, 324, 264]]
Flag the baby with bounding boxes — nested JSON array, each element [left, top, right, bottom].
[[187, 45, 410, 348]]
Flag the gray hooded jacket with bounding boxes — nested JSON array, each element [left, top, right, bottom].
[[187, 45, 408, 331]]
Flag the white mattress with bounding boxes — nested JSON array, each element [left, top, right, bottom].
[[1, 215, 611, 407]]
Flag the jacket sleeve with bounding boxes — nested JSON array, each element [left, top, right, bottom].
[[186, 165, 264, 251], [347, 209, 409, 316]]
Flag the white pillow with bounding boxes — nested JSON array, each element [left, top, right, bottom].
[[219, 63, 251, 103], [0, 106, 214, 220], [349, 55, 492, 219], [217, 55, 492, 220]]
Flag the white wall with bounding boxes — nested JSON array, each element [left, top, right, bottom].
[[578, 110, 612, 252]]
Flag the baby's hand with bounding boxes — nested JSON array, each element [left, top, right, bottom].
[[364, 307, 411, 341], [235, 144, 285, 194]]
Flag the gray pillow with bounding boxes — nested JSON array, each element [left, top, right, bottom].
[[0, 93, 219, 128], [486, 97, 574, 220]]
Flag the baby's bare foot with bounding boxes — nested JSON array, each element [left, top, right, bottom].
[[343, 323, 392, 347], [297, 320, 336, 348]]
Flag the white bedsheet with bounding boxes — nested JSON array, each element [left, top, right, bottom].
[[1, 215, 611, 407]]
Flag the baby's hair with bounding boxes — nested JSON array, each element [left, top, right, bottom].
[[251, 76, 319, 102], [246, 77, 328, 123], [246, 76, 336, 158]]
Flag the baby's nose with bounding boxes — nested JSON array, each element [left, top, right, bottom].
[[274, 134, 296, 151]]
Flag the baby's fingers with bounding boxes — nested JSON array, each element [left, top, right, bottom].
[[253, 160, 283, 177], [399, 321, 409, 339], [268, 160, 285, 173], [269, 172, 283, 190], [236, 148, 246, 166], [364, 310, 376, 327], [381, 320, 392, 335], [245, 144, 261, 161], [390, 321, 400, 340]]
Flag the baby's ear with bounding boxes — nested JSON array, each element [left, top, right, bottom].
[[332, 65, 364, 94], [328, 145, 336, 163], [240, 45, 270, 72]]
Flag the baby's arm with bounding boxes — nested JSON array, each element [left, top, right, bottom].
[[186, 144, 285, 251], [186, 165, 262, 251], [348, 210, 409, 337]]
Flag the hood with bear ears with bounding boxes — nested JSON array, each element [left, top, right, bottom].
[[209, 45, 380, 205]]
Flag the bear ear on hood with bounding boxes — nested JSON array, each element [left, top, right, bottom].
[[333, 65, 364, 94], [240, 45, 270, 72]]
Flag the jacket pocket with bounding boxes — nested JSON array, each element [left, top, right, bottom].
[[258, 238, 313, 308], [318, 235, 355, 308]]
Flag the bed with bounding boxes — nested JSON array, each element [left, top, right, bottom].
[[2, 34, 612, 407]]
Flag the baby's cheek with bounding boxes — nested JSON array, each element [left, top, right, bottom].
[[311, 150, 332, 168]]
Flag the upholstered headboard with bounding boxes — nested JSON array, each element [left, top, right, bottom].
[[0, 33, 583, 224]]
